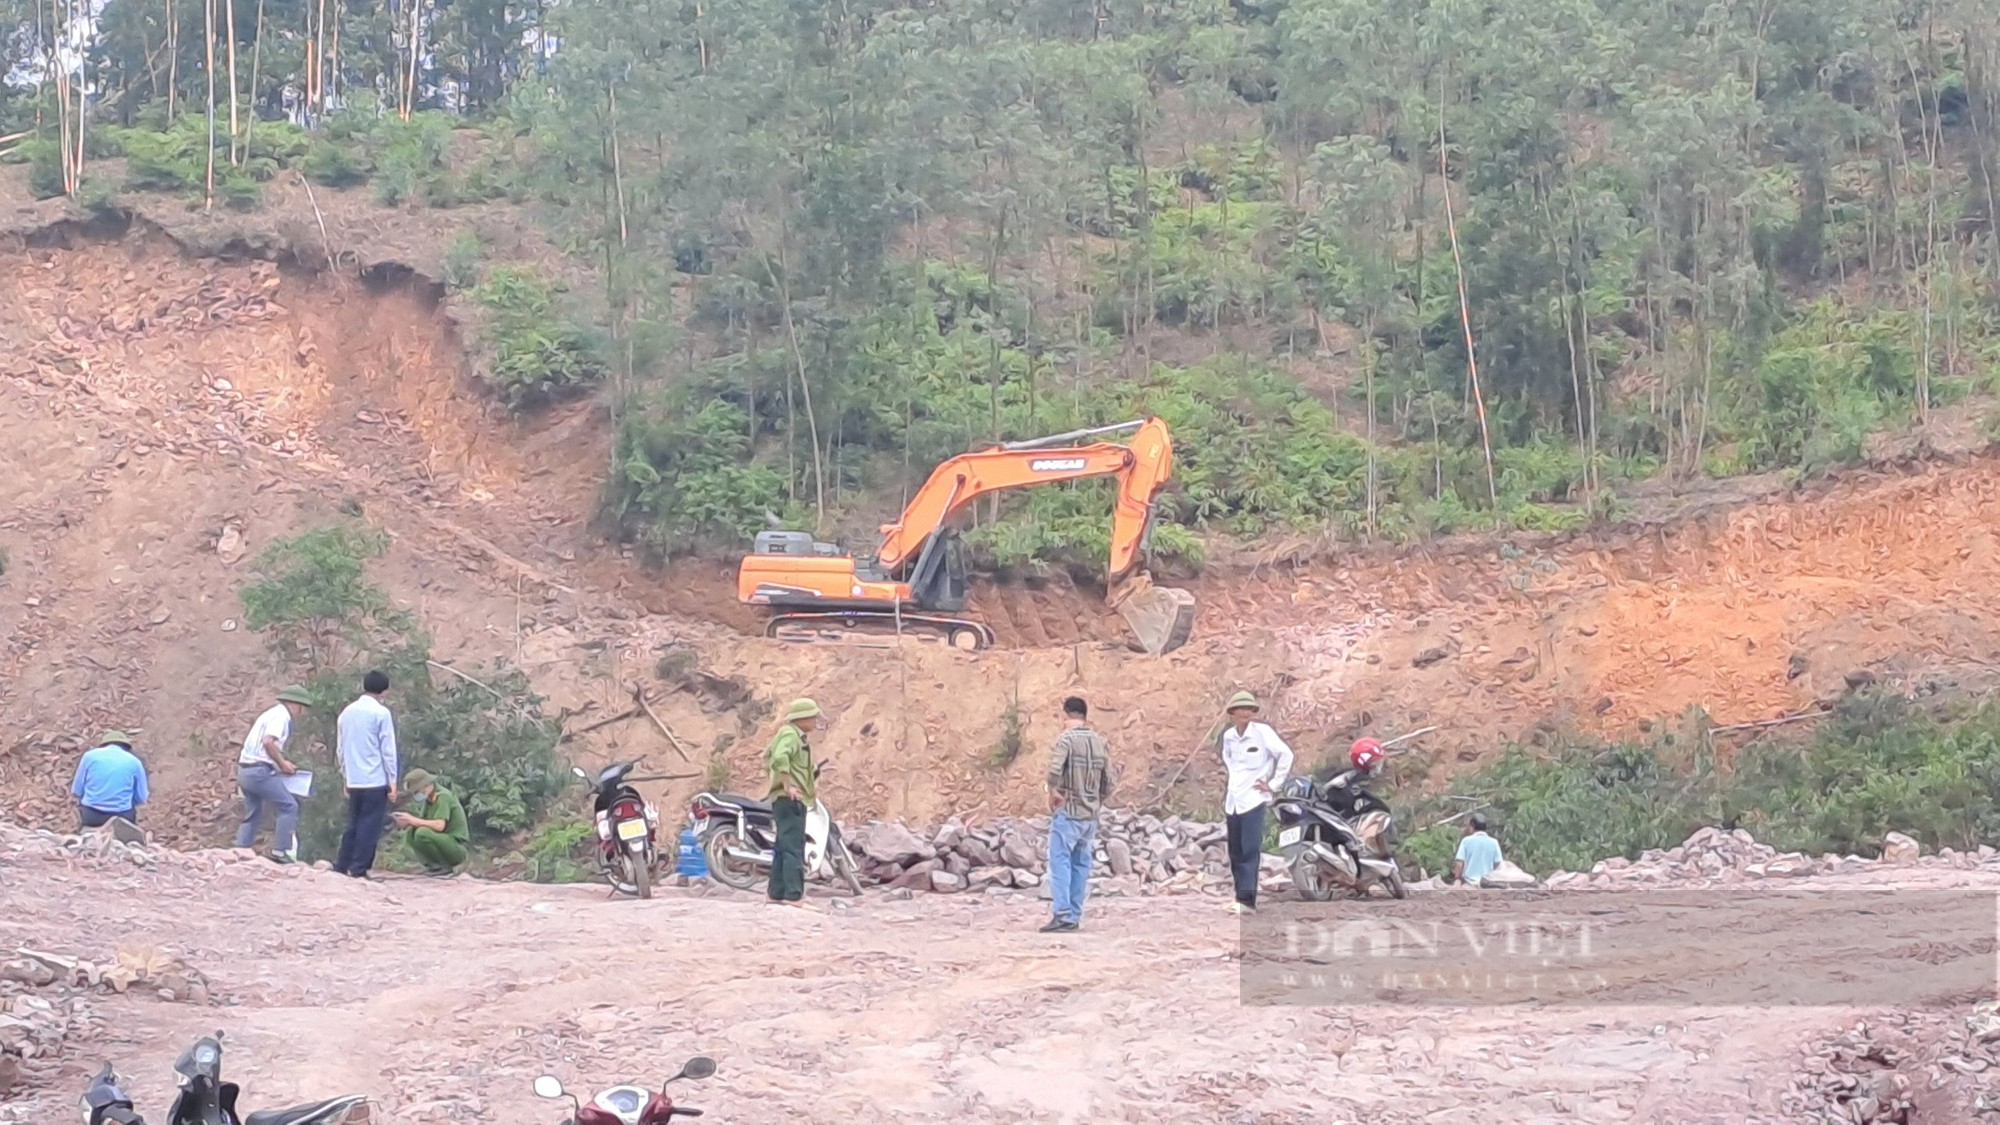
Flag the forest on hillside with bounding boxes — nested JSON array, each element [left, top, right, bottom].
[[6, 0, 1999, 569]]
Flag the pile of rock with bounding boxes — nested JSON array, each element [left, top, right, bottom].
[[1783, 1004, 2000, 1122], [0, 822, 156, 869], [0, 984, 101, 1099], [845, 811, 1268, 897], [1540, 827, 1999, 889], [0, 946, 208, 1005]]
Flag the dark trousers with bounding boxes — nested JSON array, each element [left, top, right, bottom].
[[335, 786, 391, 876], [768, 797, 807, 902], [78, 805, 135, 830], [1226, 806, 1267, 907]]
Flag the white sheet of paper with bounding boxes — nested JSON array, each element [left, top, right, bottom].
[[281, 770, 314, 798]]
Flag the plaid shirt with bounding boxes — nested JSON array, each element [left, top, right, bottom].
[[1047, 725, 1115, 821]]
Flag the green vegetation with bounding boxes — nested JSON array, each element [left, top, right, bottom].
[[469, 265, 606, 410], [1395, 692, 2000, 877], [521, 816, 595, 884], [5, 0, 1995, 563], [987, 700, 1028, 770], [239, 524, 568, 865]]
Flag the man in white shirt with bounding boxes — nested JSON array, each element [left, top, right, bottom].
[[235, 684, 314, 861], [1219, 691, 1293, 913], [333, 670, 399, 879]]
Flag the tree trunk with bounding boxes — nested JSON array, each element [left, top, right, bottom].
[[204, 0, 217, 209], [246, 0, 265, 156], [167, 0, 179, 125], [225, 0, 239, 163]]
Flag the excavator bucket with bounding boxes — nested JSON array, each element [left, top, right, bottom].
[[1112, 573, 1196, 656]]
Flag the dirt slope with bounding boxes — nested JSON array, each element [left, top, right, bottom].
[[3, 212, 2000, 841], [9, 837, 1993, 1123]]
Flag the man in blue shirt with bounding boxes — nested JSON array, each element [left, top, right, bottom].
[[1453, 814, 1504, 885], [71, 731, 149, 830], [333, 670, 399, 879]]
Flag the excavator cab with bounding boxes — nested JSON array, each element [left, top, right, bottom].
[[749, 530, 842, 559]]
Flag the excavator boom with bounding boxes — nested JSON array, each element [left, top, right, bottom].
[[738, 417, 1195, 654]]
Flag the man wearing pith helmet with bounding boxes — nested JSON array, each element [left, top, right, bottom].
[[764, 698, 823, 908], [1218, 691, 1294, 914]]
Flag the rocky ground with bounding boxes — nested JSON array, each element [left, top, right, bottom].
[[4, 821, 1998, 1124]]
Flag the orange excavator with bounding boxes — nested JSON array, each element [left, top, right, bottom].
[[736, 418, 1197, 654]]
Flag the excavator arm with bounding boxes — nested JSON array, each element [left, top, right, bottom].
[[875, 417, 1176, 582], [737, 417, 1195, 655]]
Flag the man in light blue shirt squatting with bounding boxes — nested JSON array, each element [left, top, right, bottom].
[[1454, 814, 1504, 885], [333, 670, 399, 879], [71, 730, 149, 830]]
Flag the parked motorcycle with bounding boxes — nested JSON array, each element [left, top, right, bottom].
[[87, 1031, 368, 1125], [1273, 765, 1407, 902], [80, 1062, 142, 1125], [691, 761, 864, 896], [531, 1055, 716, 1124], [575, 759, 669, 899]]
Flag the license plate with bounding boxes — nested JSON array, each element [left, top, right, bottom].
[[1277, 826, 1303, 847], [615, 819, 648, 841]]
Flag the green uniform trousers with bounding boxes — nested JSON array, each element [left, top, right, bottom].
[[768, 797, 807, 902], [409, 828, 467, 870]]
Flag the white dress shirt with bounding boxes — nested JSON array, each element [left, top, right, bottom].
[[239, 704, 292, 766], [1221, 720, 1294, 815], [336, 694, 399, 788]]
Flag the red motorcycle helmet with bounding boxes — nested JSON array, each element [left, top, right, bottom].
[[1349, 738, 1386, 770]]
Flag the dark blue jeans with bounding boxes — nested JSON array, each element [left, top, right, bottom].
[[78, 805, 135, 830], [334, 786, 390, 875]]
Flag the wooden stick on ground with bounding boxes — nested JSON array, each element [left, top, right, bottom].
[[1381, 725, 1438, 752], [561, 706, 643, 741], [631, 684, 691, 762], [1710, 710, 1827, 736], [1143, 716, 1229, 813]]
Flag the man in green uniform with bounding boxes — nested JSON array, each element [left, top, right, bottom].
[[392, 768, 469, 876], [765, 698, 821, 907]]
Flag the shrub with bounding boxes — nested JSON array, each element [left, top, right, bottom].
[[301, 140, 370, 188], [470, 265, 606, 408], [240, 524, 399, 667], [612, 396, 787, 554], [441, 231, 483, 291], [21, 138, 66, 199], [1394, 691, 2000, 877]]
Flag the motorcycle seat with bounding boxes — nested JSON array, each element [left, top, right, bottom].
[[716, 793, 773, 815], [244, 1096, 366, 1125]]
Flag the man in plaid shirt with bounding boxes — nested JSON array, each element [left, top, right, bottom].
[[1041, 696, 1117, 933]]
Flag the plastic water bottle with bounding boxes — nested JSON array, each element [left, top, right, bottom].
[[676, 827, 708, 879]]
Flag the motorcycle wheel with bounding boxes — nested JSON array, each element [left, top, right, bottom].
[[828, 825, 865, 896], [1291, 854, 1334, 902], [624, 850, 652, 900], [702, 825, 764, 892], [1384, 865, 1408, 900]]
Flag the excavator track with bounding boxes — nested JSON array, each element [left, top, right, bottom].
[[765, 611, 998, 651]]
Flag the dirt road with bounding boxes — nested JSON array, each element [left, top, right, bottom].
[[5, 840, 1993, 1124]]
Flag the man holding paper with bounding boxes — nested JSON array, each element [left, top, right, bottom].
[[235, 685, 315, 862]]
